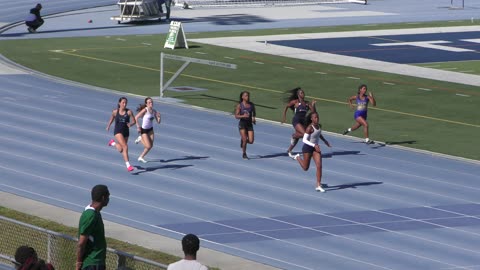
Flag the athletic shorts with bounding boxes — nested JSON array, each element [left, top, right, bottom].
[[292, 115, 306, 128], [302, 144, 315, 154], [238, 120, 253, 131], [114, 129, 129, 138], [140, 127, 153, 134], [354, 110, 367, 120]]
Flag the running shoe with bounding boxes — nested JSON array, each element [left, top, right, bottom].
[[27, 27, 34, 33], [242, 153, 248, 160], [135, 135, 142, 144], [293, 154, 300, 160], [342, 129, 349, 135], [315, 186, 326, 193], [127, 165, 134, 172], [288, 151, 295, 158], [108, 139, 115, 146], [366, 139, 375, 145], [138, 157, 148, 163]]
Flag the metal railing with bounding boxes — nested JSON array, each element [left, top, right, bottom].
[[0, 216, 167, 270]]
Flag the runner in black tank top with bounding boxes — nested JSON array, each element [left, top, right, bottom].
[[106, 97, 137, 172]]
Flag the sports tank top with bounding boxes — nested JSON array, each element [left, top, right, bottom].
[[141, 108, 156, 129], [114, 109, 129, 133], [306, 124, 322, 145], [356, 95, 369, 112]]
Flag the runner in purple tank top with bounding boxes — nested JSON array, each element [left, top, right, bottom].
[[342, 84, 376, 144]]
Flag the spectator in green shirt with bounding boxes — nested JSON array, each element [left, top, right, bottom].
[[76, 185, 110, 270]]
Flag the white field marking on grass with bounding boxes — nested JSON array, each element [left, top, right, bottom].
[[348, 76, 360, 80], [116, 38, 126, 41], [418, 88, 432, 91], [283, 66, 294, 69], [195, 52, 207, 54], [49, 50, 64, 52], [141, 42, 152, 46], [315, 71, 327, 74], [383, 82, 395, 85], [456, 93, 471, 97], [49, 58, 61, 61], [1, 138, 478, 270], [254, 61, 264, 64], [224, 56, 234, 59]]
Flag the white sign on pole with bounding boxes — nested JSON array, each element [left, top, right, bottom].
[[164, 21, 189, 50]]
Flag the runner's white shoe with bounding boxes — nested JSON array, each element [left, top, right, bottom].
[[138, 157, 148, 163], [315, 186, 326, 193], [135, 135, 142, 144]]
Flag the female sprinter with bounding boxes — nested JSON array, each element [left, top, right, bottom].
[[292, 112, 331, 192], [106, 97, 136, 171], [235, 91, 256, 159], [281, 87, 316, 158], [134, 97, 161, 163]]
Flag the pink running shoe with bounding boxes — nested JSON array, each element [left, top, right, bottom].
[[127, 165, 134, 172], [108, 139, 115, 146]]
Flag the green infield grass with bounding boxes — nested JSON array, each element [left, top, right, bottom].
[[1, 21, 479, 160]]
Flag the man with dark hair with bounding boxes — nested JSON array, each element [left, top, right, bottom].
[[167, 234, 207, 270], [76, 185, 110, 270], [25, 3, 44, 33]]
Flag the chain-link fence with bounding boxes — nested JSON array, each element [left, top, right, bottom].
[[0, 216, 167, 270]]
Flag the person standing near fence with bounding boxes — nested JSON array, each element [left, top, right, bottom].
[[134, 97, 161, 163], [76, 185, 110, 270], [167, 234, 208, 270]]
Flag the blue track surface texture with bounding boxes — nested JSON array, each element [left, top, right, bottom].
[[1, 71, 480, 270]]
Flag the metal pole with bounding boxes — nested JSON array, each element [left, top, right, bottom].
[[160, 52, 164, 98]]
